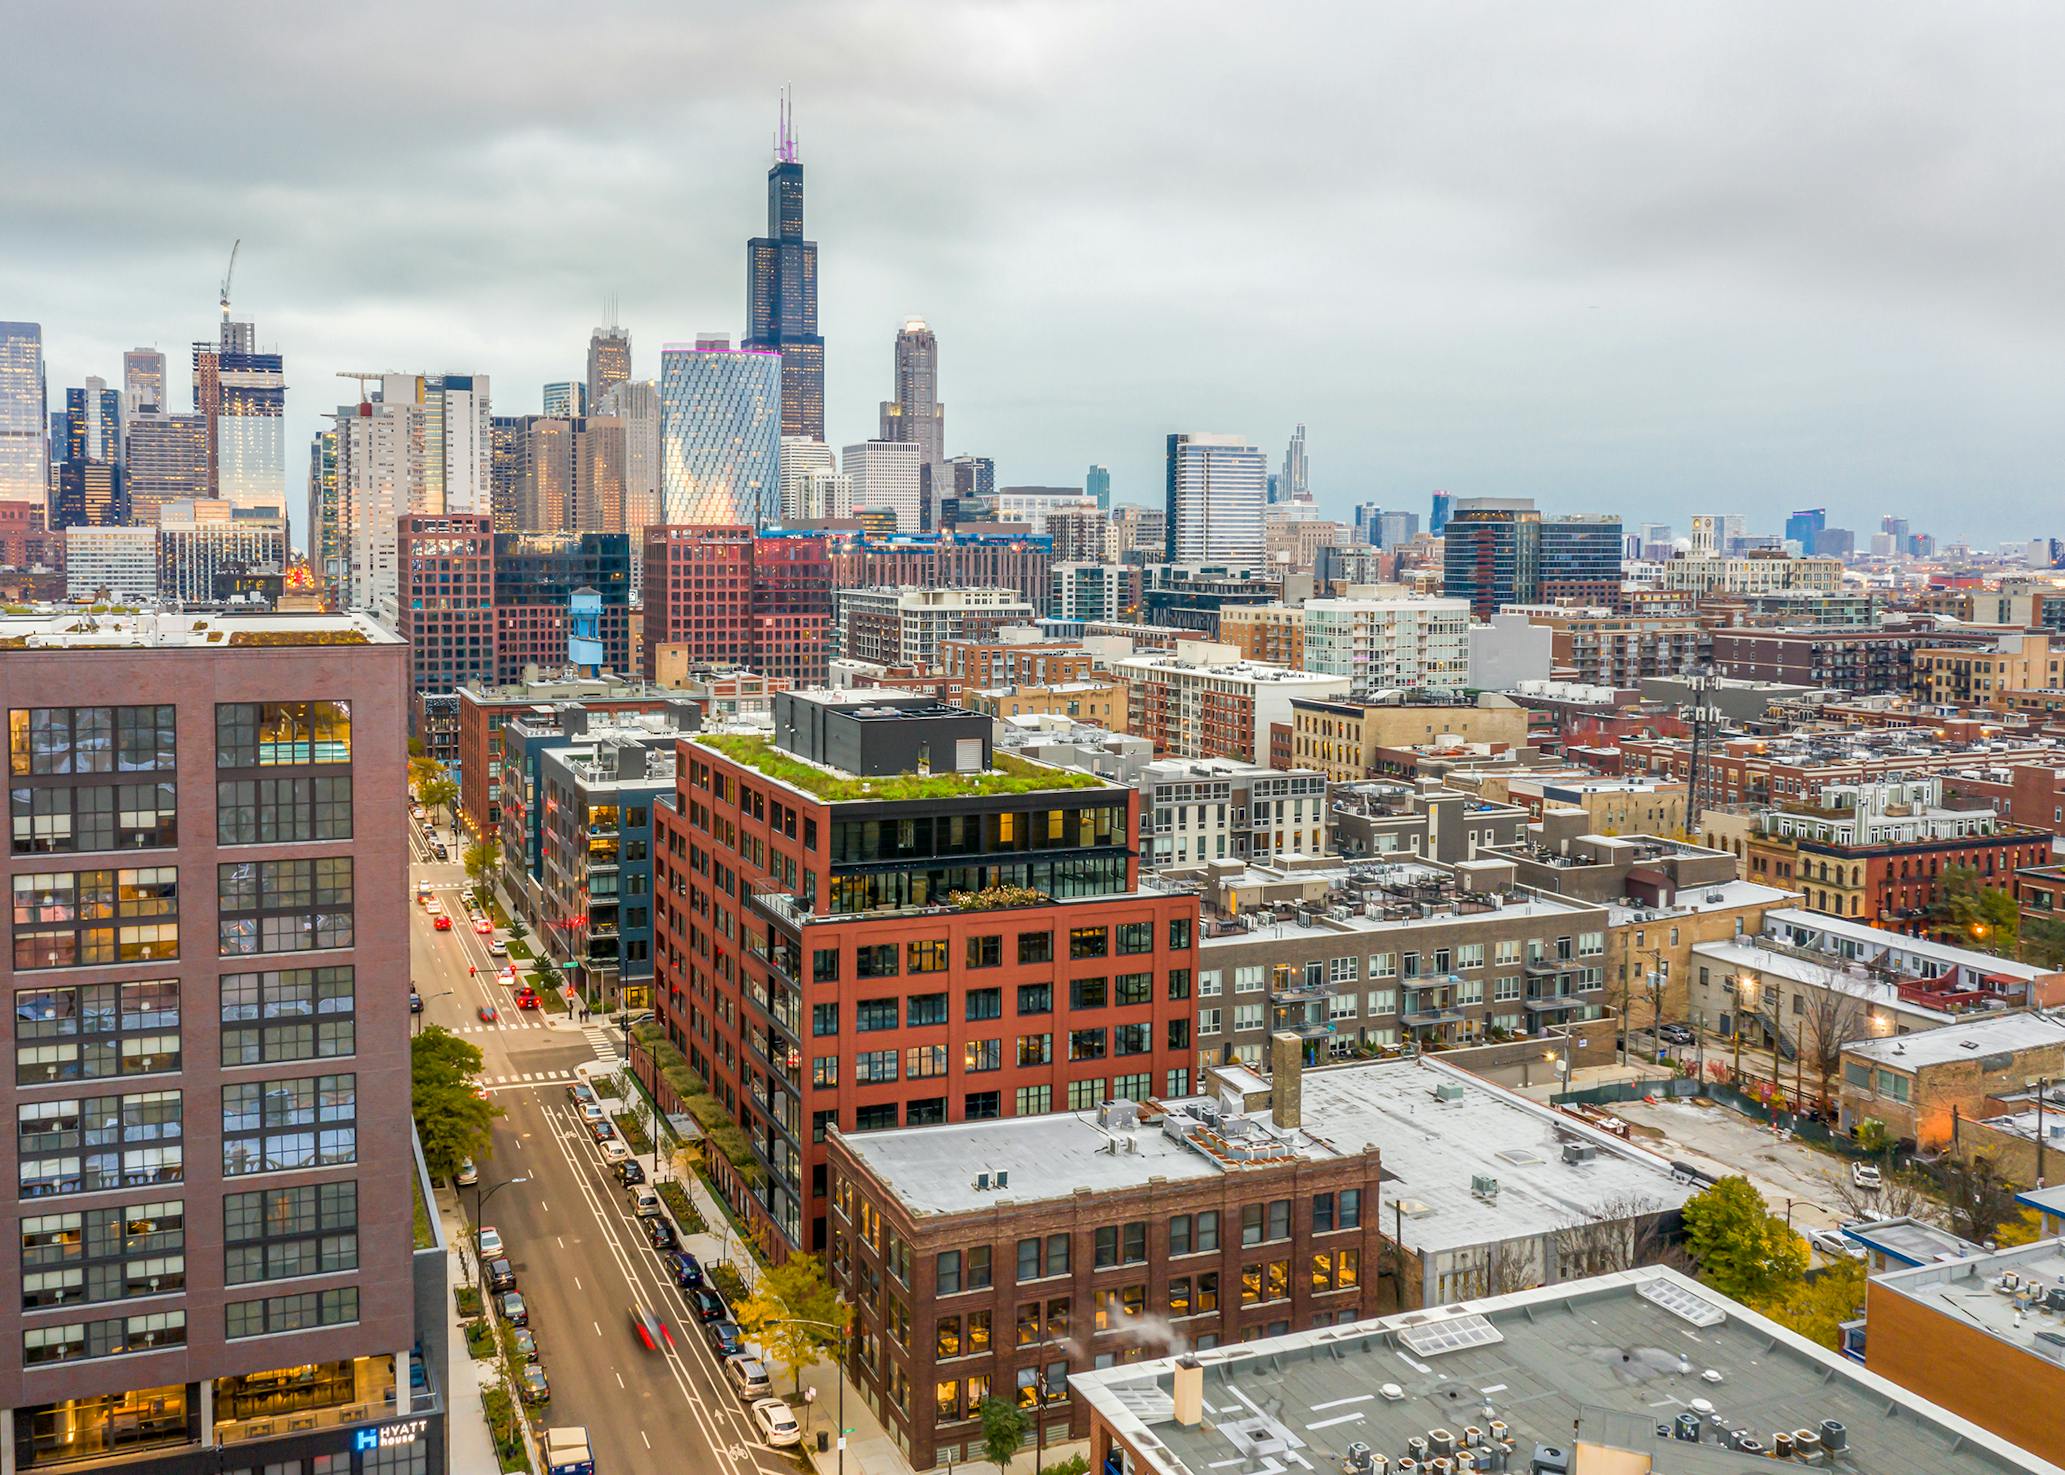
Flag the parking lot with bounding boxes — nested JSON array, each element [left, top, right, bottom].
[[1612, 1095, 1861, 1236]]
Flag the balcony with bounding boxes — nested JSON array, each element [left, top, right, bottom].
[[1524, 957, 1575, 977], [749, 884, 813, 932]]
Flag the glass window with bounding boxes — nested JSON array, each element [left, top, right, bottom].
[[1017, 930, 1053, 965], [219, 967, 354, 1067], [215, 702, 352, 768], [1068, 927, 1108, 960], [13, 979, 181, 1085]]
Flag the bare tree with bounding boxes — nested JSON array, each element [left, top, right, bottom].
[[1555, 1192, 1671, 1278], [1798, 991, 1864, 1119], [1935, 1154, 2022, 1243], [1833, 1171, 1930, 1225], [1442, 1240, 1540, 1300]]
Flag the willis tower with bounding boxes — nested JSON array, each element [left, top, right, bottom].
[[745, 91, 824, 440]]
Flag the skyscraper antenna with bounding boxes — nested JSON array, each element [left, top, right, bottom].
[[777, 84, 799, 164]]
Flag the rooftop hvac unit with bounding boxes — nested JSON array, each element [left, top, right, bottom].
[[1434, 1081, 1466, 1103], [1470, 1174, 1500, 1202], [995, 1169, 1009, 1189], [974, 1172, 990, 1191], [1561, 1141, 1598, 1165]]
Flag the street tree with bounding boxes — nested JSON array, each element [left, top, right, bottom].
[[1798, 991, 1863, 1117], [1929, 865, 2018, 955], [731, 1253, 849, 1393], [419, 774, 459, 830], [1754, 1257, 1864, 1349], [412, 1026, 497, 1179], [1681, 1175, 1808, 1302], [979, 1396, 1030, 1475], [1935, 1154, 2022, 1243], [464, 837, 500, 891]]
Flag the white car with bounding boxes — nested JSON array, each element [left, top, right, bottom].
[[751, 1398, 801, 1448], [600, 1139, 630, 1165], [1852, 1162, 1883, 1190], [477, 1226, 503, 1257], [455, 1157, 478, 1187], [628, 1186, 661, 1218], [1807, 1228, 1861, 1259], [423, 897, 443, 916], [489, 939, 507, 956]]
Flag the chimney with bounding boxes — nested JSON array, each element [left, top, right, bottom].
[[1172, 1355, 1204, 1427], [1270, 1031, 1303, 1131]]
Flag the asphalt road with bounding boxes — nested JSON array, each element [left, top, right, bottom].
[[407, 839, 797, 1475]]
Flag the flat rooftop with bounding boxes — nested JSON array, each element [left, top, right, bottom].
[[1691, 938, 1959, 1023], [1841, 1215, 1987, 1267], [1071, 1267, 2057, 1475], [692, 732, 1113, 802], [1606, 879, 1797, 928], [1873, 1237, 2065, 1358], [1845, 1010, 2065, 1070], [0, 608, 397, 647], [1296, 1059, 1692, 1256]]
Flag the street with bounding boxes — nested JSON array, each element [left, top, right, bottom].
[[407, 822, 798, 1475]]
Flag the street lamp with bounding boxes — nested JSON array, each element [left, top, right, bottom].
[[471, 1175, 530, 1302], [413, 988, 454, 1038]]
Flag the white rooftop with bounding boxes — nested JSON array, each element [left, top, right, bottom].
[[1765, 907, 2057, 983], [1691, 938, 1959, 1023], [1872, 1237, 2065, 1355], [1606, 878, 1798, 928], [0, 609, 399, 647], [1846, 1010, 2065, 1070]]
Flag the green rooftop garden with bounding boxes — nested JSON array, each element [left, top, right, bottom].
[[697, 733, 1108, 801]]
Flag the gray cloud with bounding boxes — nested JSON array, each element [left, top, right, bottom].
[[5, 0, 2062, 546]]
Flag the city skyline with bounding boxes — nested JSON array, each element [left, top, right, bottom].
[[4, 4, 2062, 548]]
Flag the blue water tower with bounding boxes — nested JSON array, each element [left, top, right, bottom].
[[568, 586, 603, 675]]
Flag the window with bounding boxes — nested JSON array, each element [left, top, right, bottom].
[[12, 867, 179, 970], [966, 987, 1002, 1021], [967, 935, 1002, 969], [1116, 922, 1154, 954], [1368, 952, 1397, 978], [1241, 1200, 1291, 1246], [1017, 930, 1053, 965], [1067, 1077, 1103, 1110], [1169, 917, 1192, 951], [1068, 926, 1108, 959], [1166, 968, 1191, 1000], [854, 1103, 898, 1132], [220, 1074, 355, 1177], [18, 1091, 183, 1198], [855, 944, 899, 979], [1015, 1084, 1051, 1114], [1239, 1258, 1290, 1306], [907, 992, 948, 1028], [906, 1044, 947, 1080], [216, 858, 352, 956], [220, 967, 354, 1066], [1116, 972, 1153, 1006], [215, 702, 351, 767], [907, 939, 948, 974], [1198, 1008, 1221, 1035], [12, 779, 179, 854], [1338, 1189, 1361, 1228], [1070, 977, 1108, 1010], [1016, 983, 1052, 1015], [1069, 1028, 1106, 1062], [224, 1181, 357, 1286], [964, 1039, 1001, 1073], [1114, 1023, 1150, 1055], [1233, 1003, 1263, 1033], [226, 1286, 358, 1339], [1168, 1272, 1220, 1316], [24, 1309, 186, 1364], [812, 949, 841, 983], [19, 1199, 185, 1310], [14, 979, 181, 1085], [1200, 969, 1222, 997], [10, 706, 176, 777], [1094, 1221, 1147, 1268], [1234, 965, 1264, 994], [964, 1090, 1000, 1120], [812, 1003, 840, 1037], [855, 999, 899, 1032], [856, 1051, 898, 1085], [217, 776, 352, 846]]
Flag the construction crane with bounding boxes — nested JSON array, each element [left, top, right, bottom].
[[219, 240, 240, 323]]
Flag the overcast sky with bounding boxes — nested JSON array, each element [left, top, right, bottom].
[[5, 1, 2062, 548]]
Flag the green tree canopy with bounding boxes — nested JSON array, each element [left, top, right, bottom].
[[412, 1026, 497, 1179], [1753, 1256, 1863, 1349], [732, 1252, 849, 1392], [979, 1396, 1030, 1475], [1929, 865, 2019, 955], [464, 838, 500, 888], [1681, 1175, 1808, 1303]]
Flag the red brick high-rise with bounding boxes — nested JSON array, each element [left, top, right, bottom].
[[644, 691, 1198, 1258], [641, 525, 831, 688]]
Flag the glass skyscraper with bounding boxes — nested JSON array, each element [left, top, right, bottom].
[[658, 337, 781, 526], [197, 325, 286, 511], [1441, 497, 1542, 619], [745, 94, 824, 439], [1538, 514, 1624, 588], [1164, 432, 1267, 565], [0, 321, 48, 504]]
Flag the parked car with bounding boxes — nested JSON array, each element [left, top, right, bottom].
[[750, 1398, 801, 1448], [590, 1119, 617, 1144], [705, 1319, 743, 1358], [725, 1355, 772, 1401], [498, 1291, 528, 1326], [580, 1102, 607, 1125], [628, 1187, 661, 1218], [518, 1362, 551, 1405], [512, 1327, 539, 1361], [1658, 1023, 1696, 1045], [432, 843, 450, 862], [664, 1250, 703, 1288], [688, 1286, 727, 1323], [486, 1257, 516, 1293], [1852, 1161, 1883, 1190], [1808, 1228, 1863, 1259], [455, 1157, 478, 1186], [567, 1082, 597, 1108], [600, 1139, 630, 1165], [409, 991, 423, 1014], [477, 1227, 504, 1257], [434, 915, 453, 932], [644, 1217, 679, 1252], [616, 1159, 646, 1186]]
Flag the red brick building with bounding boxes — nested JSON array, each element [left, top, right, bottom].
[[937, 638, 1094, 691], [640, 524, 832, 688], [648, 691, 1199, 1258], [394, 512, 496, 706], [455, 674, 686, 835]]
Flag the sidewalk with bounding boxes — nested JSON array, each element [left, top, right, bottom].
[[434, 1184, 509, 1475]]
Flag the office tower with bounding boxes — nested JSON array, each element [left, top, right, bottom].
[[1279, 422, 1309, 503], [492, 531, 632, 679], [841, 439, 924, 531], [941, 454, 996, 526], [64, 525, 158, 598], [794, 467, 852, 521], [396, 512, 496, 696], [877, 317, 944, 477], [417, 373, 491, 515], [306, 426, 341, 591], [1441, 497, 1542, 618], [571, 415, 626, 531], [743, 93, 824, 439], [1164, 432, 1267, 564], [995, 486, 1098, 533], [155, 499, 288, 602], [1048, 506, 1115, 563], [1784, 508, 1825, 550], [1085, 463, 1111, 510], [657, 336, 781, 526], [512, 417, 572, 532], [1429, 489, 1453, 536], [1374, 509, 1419, 549], [194, 317, 286, 511], [1881, 515, 1910, 544], [541, 381, 586, 419], [777, 436, 835, 522], [597, 379, 660, 531], [1111, 503, 1166, 557], [488, 415, 524, 531], [1, 611, 444, 1475], [641, 525, 832, 686], [66, 382, 121, 467], [0, 321, 49, 504], [333, 376, 427, 620], [124, 414, 210, 524], [123, 347, 166, 419], [1537, 514, 1623, 599], [586, 319, 631, 415], [54, 385, 127, 528], [1351, 502, 1382, 544]]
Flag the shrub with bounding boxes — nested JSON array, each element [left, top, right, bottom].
[[657, 1181, 707, 1235]]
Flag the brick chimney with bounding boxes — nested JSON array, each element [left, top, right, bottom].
[[1270, 1031, 1303, 1130]]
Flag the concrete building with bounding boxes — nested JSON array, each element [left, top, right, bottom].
[[776, 435, 835, 522], [1115, 644, 1349, 764], [1217, 602, 1306, 668], [1165, 433, 1266, 565], [829, 529, 1052, 613], [0, 321, 49, 506], [1299, 595, 1470, 696], [834, 585, 1037, 669], [64, 525, 159, 601], [454, 672, 686, 836], [155, 499, 288, 604], [1288, 696, 1530, 783], [1467, 610, 1556, 690], [393, 513, 495, 715], [0, 610, 448, 1475], [937, 634, 1095, 692], [1048, 562, 1140, 624], [1651, 551, 1845, 596], [1325, 781, 1532, 865], [842, 438, 925, 532], [1836, 1011, 2065, 1149], [964, 680, 1125, 726], [1137, 758, 1328, 869], [640, 524, 832, 688], [123, 414, 211, 523], [1073, 1268, 2052, 1475], [585, 321, 630, 416]]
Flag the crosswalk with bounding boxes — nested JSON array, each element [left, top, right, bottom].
[[480, 1068, 580, 1091], [581, 1023, 623, 1063], [453, 1019, 544, 1035]]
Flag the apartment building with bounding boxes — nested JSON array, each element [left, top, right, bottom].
[[1506, 606, 1709, 686], [936, 636, 1094, 692], [1213, 602, 1304, 669], [834, 586, 1038, 669], [1, 610, 446, 1475], [1913, 631, 2065, 709], [454, 672, 688, 835], [1298, 595, 1471, 696], [1288, 697, 1530, 783], [1136, 758, 1328, 869], [1115, 644, 1350, 764]]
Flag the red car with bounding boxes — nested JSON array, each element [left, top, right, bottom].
[[474, 918, 493, 935], [515, 987, 540, 1010], [478, 1004, 499, 1023], [433, 915, 452, 932]]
